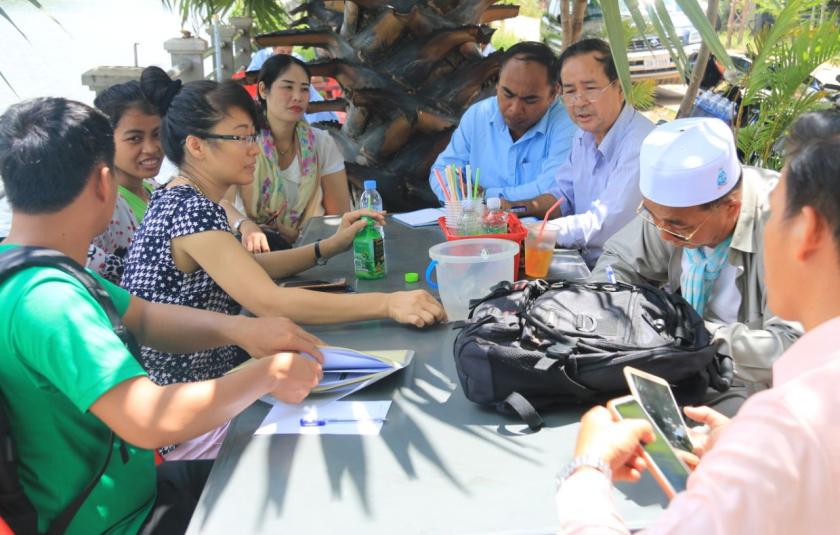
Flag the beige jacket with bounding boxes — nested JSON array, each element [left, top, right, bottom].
[[591, 167, 802, 390]]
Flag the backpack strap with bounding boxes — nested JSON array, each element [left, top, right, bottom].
[[0, 247, 137, 535], [500, 392, 544, 431]]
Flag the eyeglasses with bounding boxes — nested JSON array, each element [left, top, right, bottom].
[[561, 80, 617, 104], [198, 133, 259, 146], [635, 201, 714, 243]]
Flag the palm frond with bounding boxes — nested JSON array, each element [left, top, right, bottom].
[[600, 0, 634, 102], [653, 0, 689, 79], [628, 79, 657, 110], [673, 0, 735, 71]]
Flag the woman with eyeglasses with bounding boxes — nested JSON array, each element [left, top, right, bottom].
[[86, 80, 163, 283], [221, 54, 351, 253], [122, 68, 445, 458]]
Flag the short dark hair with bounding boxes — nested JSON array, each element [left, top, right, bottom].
[[500, 41, 559, 85], [557, 38, 618, 84], [140, 66, 260, 166], [94, 80, 158, 128], [783, 110, 840, 243], [0, 98, 114, 214], [257, 53, 312, 112]]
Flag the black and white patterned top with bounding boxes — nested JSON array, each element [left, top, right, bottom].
[[122, 185, 247, 385]]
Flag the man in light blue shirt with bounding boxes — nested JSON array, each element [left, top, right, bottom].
[[541, 39, 655, 266], [428, 42, 576, 204]]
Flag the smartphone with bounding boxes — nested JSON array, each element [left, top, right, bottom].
[[280, 278, 353, 292], [607, 395, 690, 499], [623, 367, 694, 453]]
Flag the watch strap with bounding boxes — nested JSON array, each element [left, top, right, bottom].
[[314, 239, 327, 265], [555, 454, 612, 489]]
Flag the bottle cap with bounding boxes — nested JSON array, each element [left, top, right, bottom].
[[486, 197, 501, 210], [404, 272, 419, 283], [364, 180, 377, 190]]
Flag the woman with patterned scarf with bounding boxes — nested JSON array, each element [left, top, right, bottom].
[[222, 53, 351, 252]]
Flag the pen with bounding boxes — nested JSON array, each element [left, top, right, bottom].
[[299, 417, 388, 427], [605, 265, 617, 284]]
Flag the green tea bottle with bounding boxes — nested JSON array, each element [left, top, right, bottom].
[[353, 216, 386, 280]]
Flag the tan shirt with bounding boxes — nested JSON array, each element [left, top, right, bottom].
[[591, 167, 802, 389]]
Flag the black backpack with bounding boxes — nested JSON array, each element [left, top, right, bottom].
[[453, 279, 733, 430], [0, 247, 141, 535]]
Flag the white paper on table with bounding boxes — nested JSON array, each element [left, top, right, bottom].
[[254, 400, 392, 435], [393, 208, 444, 227]]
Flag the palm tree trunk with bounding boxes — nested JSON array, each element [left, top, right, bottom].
[[561, 0, 572, 49], [677, 0, 721, 118], [570, 0, 588, 43]]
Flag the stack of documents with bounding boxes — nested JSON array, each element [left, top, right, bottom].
[[314, 347, 414, 395], [393, 208, 445, 227]]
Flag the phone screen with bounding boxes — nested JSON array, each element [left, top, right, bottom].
[[283, 279, 332, 288], [627, 372, 694, 453], [614, 399, 689, 494]]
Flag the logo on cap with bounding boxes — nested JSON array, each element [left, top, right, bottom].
[[717, 169, 727, 188]]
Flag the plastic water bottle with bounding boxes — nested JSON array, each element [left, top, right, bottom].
[[482, 197, 508, 234], [457, 200, 483, 236], [359, 179, 384, 237], [353, 216, 386, 279]]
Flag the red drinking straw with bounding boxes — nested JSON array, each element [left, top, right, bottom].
[[538, 197, 564, 241], [434, 168, 450, 201]]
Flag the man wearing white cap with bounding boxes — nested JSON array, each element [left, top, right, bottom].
[[591, 117, 801, 390]]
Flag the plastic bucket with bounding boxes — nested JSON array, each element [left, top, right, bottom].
[[426, 238, 519, 321]]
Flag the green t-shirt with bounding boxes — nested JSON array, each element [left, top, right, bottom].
[[118, 182, 154, 224], [0, 244, 155, 534]]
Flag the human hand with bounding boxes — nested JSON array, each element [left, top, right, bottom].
[[385, 290, 447, 327], [240, 220, 270, 254], [339, 208, 386, 230], [234, 316, 325, 364], [573, 406, 655, 482], [322, 209, 387, 255], [683, 405, 730, 457], [264, 351, 323, 404]]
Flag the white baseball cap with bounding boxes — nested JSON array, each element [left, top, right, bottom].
[[639, 118, 741, 207]]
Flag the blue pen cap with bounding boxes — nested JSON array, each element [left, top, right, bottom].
[[364, 180, 377, 190]]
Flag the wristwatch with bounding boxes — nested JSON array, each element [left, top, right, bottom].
[[232, 216, 251, 234], [554, 455, 612, 489], [314, 239, 327, 266]]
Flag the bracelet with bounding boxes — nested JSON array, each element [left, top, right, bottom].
[[554, 454, 612, 489], [314, 239, 327, 266], [232, 216, 252, 233]]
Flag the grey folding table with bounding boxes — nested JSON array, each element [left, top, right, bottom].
[[186, 216, 666, 534]]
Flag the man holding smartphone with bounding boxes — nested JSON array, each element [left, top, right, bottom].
[[555, 110, 840, 533]]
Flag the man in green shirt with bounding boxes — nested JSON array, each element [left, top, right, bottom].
[[0, 97, 326, 534]]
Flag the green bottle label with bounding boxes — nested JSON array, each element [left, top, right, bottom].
[[353, 221, 386, 279]]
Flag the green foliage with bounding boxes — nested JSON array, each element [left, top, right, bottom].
[[491, 29, 521, 51], [737, 0, 840, 169], [161, 0, 290, 34], [629, 79, 658, 110], [500, 0, 542, 19]]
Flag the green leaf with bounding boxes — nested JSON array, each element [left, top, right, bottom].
[[673, 0, 735, 72], [0, 6, 31, 43], [654, 0, 689, 79], [622, 0, 656, 55], [645, 4, 685, 79], [599, 0, 634, 104]]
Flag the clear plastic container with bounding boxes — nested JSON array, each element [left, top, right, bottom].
[[457, 200, 483, 236], [482, 197, 508, 234], [426, 238, 519, 321], [359, 179, 384, 236]]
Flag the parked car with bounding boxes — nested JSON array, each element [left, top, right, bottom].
[[540, 0, 703, 82]]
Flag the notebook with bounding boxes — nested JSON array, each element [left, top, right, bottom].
[[393, 208, 445, 227]]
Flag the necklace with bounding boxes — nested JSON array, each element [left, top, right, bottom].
[[176, 174, 208, 198], [274, 130, 295, 157]]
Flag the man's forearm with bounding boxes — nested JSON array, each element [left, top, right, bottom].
[[92, 358, 277, 449], [502, 193, 559, 217]]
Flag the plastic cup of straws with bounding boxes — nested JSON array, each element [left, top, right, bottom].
[[444, 199, 463, 233]]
